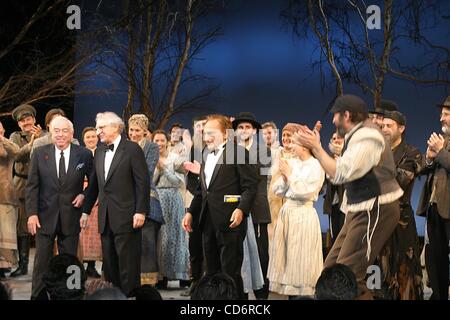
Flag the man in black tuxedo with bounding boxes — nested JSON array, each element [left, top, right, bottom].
[[232, 112, 271, 300], [183, 114, 258, 299], [26, 116, 93, 299], [82, 112, 149, 296]]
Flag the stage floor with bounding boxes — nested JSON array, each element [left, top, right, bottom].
[[2, 249, 446, 300]]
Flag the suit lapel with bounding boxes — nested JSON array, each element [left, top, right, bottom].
[[64, 144, 81, 186], [200, 165, 207, 191], [200, 147, 208, 191], [208, 150, 224, 189], [97, 145, 106, 184], [105, 139, 125, 184], [46, 145, 59, 186]]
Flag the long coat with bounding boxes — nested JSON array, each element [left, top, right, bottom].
[[0, 138, 22, 206], [417, 136, 450, 219]]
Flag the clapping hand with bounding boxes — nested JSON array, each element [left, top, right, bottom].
[[293, 125, 321, 151], [427, 132, 445, 154], [313, 121, 322, 133], [183, 160, 201, 175], [279, 158, 292, 178], [157, 159, 165, 170], [30, 124, 42, 139]]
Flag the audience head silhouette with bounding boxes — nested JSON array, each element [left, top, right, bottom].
[[85, 287, 127, 300], [315, 264, 358, 300], [128, 285, 163, 300], [42, 254, 87, 300], [191, 273, 238, 300]]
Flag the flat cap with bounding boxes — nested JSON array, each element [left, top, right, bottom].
[[383, 110, 406, 126], [330, 94, 368, 115], [11, 104, 36, 122]]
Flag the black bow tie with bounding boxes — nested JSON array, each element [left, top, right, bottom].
[[209, 147, 221, 155], [105, 144, 114, 152]]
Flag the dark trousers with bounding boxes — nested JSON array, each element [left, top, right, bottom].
[[188, 223, 204, 281], [252, 222, 269, 299], [425, 204, 450, 300], [101, 215, 142, 296], [141, 219, 161, 273], [31, 226, 79, 299], [202, 210, 246, 299], [325, 200, 400, 298]]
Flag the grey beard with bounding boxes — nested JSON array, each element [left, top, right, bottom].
[[442, 125, 450, 135]]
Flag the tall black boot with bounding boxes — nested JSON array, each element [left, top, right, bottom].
[[10, 236, 30, 277]]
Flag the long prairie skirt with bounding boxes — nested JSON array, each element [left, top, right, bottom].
[[268, 200, 323, 296], [157, 187, 190, 281], [0, 204, 18, 268]]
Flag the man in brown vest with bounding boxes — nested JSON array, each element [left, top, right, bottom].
[[295, 94, 403, 299], [417, 96, 450, 300]]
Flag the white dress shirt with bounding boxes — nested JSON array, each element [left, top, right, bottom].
[[330, 122, 403, 213], [55, 144, 71, 178], [204, 142, 226, 188], [104, 135, 121, 180]]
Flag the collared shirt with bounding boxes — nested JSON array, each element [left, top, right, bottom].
[[238, 137, 254, 151], [204, 141, 226, 188], [55, 144, 71, 178], [104, 135, 121, 180]]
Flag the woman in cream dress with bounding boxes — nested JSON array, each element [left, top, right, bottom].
[[268, 123, 325, 298]]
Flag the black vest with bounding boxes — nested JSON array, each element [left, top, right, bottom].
[[342, 120, 400, 205]]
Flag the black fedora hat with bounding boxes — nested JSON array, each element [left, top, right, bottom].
[[232, 112, 262, 130], [368, 99, 398, 115], [436, 96, 450, 109]]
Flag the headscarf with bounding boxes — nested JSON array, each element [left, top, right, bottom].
[[128, 114, 149, 131], [282, 123, 303, 135], [128, 114, 149, 148]]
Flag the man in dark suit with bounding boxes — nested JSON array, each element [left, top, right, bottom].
[[82, 112, 150, 296], [417, 96, 450, 300], [26, 116, 93, 299], [183, 114, 258, 299], [232, 112, 271, 299]]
